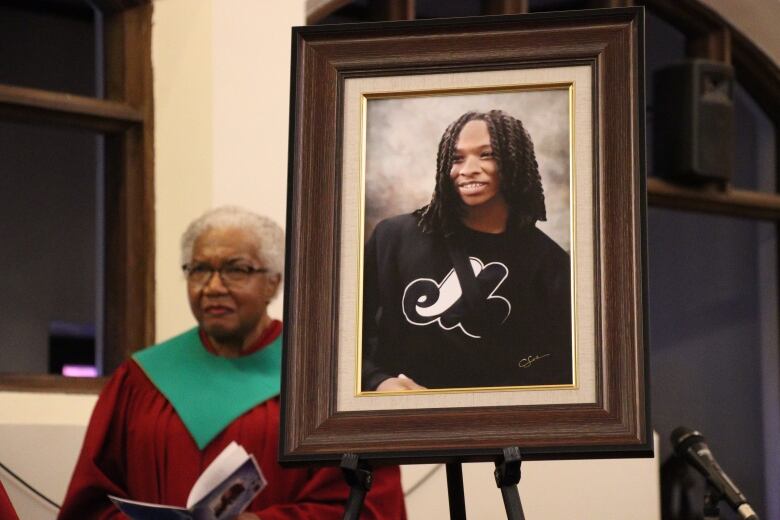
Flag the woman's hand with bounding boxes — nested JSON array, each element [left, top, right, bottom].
[[236, 513, 260, 520], [376, 374, 426, 391]]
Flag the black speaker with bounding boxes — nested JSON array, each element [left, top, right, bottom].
[[653, 59, 734, 184]]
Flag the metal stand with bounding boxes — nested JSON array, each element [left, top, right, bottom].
[[446, 463, 467, 520], [443, 447, 526, 520], [340, 453, 372, 520], [341, 448, 526, 520], [702, 483, 722, 520], [494, 447, 526, 520]]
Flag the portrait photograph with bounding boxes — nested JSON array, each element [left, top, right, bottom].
[[334, 63, 597, 416], [359, 87, 575, 394], [281, 9, 650, 463]]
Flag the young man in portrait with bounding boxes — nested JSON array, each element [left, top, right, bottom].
[[362, 110, 572, 392]]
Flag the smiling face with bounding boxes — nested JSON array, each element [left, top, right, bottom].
[[186, 226, 280, 353], [449, 119, 506, 212]]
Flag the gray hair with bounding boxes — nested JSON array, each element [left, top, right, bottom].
[[180, 206, 285, 275]]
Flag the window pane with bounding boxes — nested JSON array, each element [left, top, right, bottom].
[[732, 82, 777, 192], [0, 1, 98, 97], [0, 120, 99, 375]]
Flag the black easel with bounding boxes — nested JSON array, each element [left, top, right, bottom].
[[494, 447, 526, 520], [341, 448, 526, 520], [446, 462, 467, 520], [341, 453, 372, 520]]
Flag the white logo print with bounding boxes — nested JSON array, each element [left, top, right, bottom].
[[401, 257, 511, 338]]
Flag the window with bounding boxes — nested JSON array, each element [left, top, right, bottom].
[[0, 0, 154, 391]]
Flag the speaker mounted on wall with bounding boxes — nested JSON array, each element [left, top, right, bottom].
[[653, 59, 734, 186]]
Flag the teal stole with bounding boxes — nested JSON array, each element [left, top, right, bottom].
[[133, 327, 282, 449]]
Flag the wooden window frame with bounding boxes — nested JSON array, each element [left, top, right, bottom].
[[0, 0, 154, 393]]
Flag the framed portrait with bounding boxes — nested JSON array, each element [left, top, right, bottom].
[[281, 7, 650, 464]]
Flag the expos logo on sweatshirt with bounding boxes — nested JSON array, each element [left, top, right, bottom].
[[401, 257, 511, 339]]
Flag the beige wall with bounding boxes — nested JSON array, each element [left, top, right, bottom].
[[402, 435, 660, 519], [1, 0, 778, 518], [0, 393, 94, 517], [153, 0, 215, 340], [210, 0, 297, 320], [155, 0, 297, 340]]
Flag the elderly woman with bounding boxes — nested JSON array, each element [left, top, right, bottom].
[[60, 206, 406, 519], [362, 110, 572, 392]]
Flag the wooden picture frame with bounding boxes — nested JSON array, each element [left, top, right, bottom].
[[281, 7, 650, 465]]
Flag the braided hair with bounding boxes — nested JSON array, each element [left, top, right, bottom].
[[414, 110, 546, 236]]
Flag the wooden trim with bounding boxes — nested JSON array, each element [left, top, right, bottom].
[[687, 24, 730, 63], [370, 0, 415, 21], [103, 3, 156, 372], [648, 178, 780, 220], [307, 0, 353, 25], [0, 374, 107, 394], [91, 0, 150, 14], [587, 0, 635, 8], [0, 84, 142, 131], [283, 8, 650, 464], [636, 1, 728, 62], [640, 0, 724, 40], [481, 0, 529, 15]]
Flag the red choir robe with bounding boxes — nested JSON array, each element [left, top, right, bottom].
[[0, 480, 19, 520], [58, 321, 406, 519]]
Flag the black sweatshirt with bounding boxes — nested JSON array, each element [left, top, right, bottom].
[[361, 213, 572, 391]]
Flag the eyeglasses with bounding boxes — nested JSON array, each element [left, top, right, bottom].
[[182, 262, 269, 287]]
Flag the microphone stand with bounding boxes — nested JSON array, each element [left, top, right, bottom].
[[702, 482, 722, 520]]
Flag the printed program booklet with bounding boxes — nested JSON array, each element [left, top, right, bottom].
[[108, 441, 266, 520]]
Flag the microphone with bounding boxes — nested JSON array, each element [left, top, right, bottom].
[[671, 426, 759, 520]]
